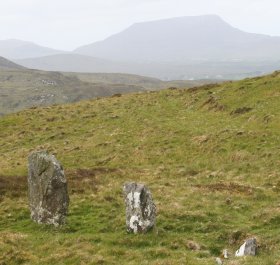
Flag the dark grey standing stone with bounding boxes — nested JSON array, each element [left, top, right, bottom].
[[123, 182, 156, 234], [27, 151, 69, 226], [235, 238, 257, 257]]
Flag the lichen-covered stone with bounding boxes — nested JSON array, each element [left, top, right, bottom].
[[123, 182, 156, 234], [215, 257, 223, 265], [235, 238, 257, 257], [27, 151, 69, 226]]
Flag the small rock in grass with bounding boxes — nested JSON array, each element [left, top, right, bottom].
[[222, 249, 229, 259], [186, 240, 201, 251]]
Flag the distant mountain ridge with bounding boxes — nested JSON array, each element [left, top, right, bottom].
[[15, 53, 280, 80], [3, 15, 280, 80], [15, 54, 132, 73], [0, 39, 65, 59], [75, 15, 280, 62], [0, 56, 25, 69]]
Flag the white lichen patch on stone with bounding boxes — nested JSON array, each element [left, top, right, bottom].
[[235, 242, 246, 257], [129, 215, 141, 233], [127, 191, 141, 209]]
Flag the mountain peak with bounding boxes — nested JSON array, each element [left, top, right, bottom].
[[75, 14, 255, 63], [132, 14, 224, 24], [129, 14, 229, 29]]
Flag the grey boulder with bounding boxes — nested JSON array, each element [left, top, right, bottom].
[[27, 151, 69, 226], [123, 182, 156, 233], [235, 238, 257, 257]]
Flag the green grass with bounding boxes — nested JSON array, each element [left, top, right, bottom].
[[0, 71, 280, 264]]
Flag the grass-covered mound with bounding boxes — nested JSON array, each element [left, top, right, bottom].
[[0, 72, 280, 264]]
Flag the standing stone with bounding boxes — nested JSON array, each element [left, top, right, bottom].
[[235, 238, 257, 257], [123, 182, 156, 234], [27, 151, 69, 226]]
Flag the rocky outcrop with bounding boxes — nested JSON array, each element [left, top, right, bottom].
[[27, 151, 69, 226], [123, 182, 156, 234]]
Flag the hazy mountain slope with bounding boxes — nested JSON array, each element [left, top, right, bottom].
[[75, 15, 280, 62], [0, 56, 25, 69], [0, 69, 147, 115], [15, 53, 137, 73], [0, 39, 65, 59], [16, 53, 280, 80], [0, 72, 280, 264]]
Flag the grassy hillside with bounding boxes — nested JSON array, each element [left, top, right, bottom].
[[65, 72, 216, 90], [0, 69, 147, 115], [0, 71, 280, 264], [65, 72, 166, 89], [0, 68, 217, 116]]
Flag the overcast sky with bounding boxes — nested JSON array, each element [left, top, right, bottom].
[[0, 0, 279, 51]]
